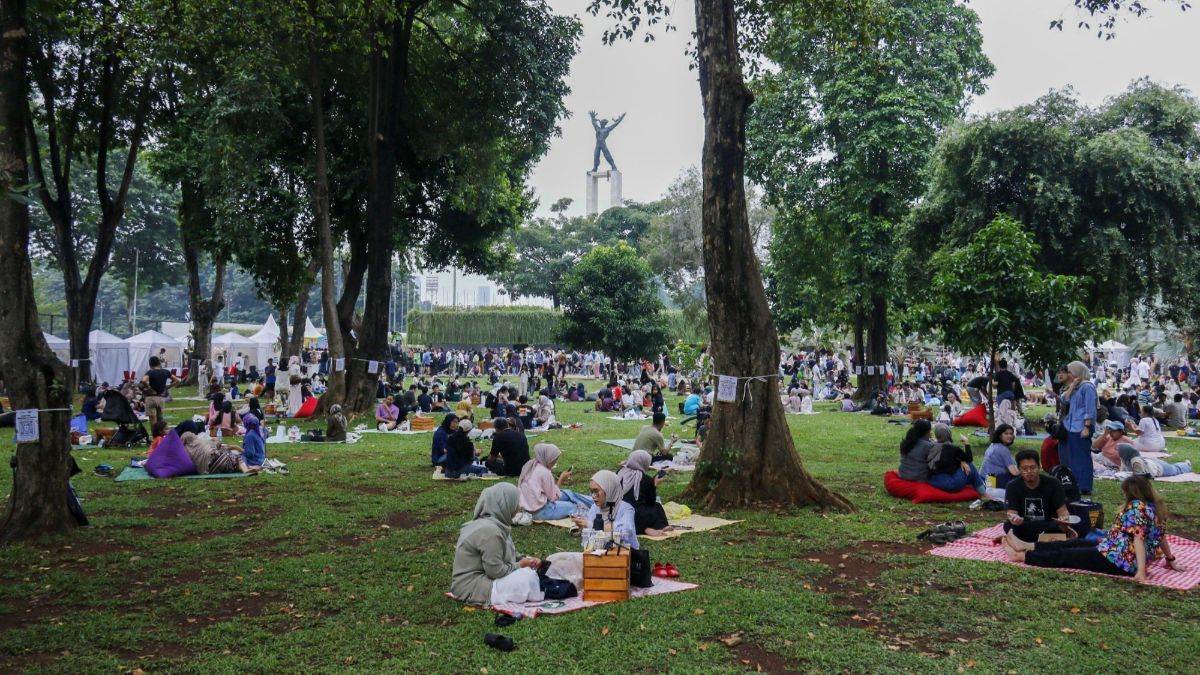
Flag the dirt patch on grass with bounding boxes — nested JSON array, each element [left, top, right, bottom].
[[721, 636, 804, 674], [173, 590, 285, 636]]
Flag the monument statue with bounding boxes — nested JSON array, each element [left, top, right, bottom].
[[589, 110, 626, 172]]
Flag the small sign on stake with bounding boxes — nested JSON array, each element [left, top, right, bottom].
[[15, 409, 39, 443], [716, 375, 738, 403]]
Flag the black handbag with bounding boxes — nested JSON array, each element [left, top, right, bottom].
[[629, 548, 653, 588]]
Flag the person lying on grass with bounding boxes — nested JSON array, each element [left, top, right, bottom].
[[517, 443, 592, 521], [180, 431, 261, 475], [1003, 474, 1185, 583], [451, 483, 545, 606], [617, 450, 672, 536]]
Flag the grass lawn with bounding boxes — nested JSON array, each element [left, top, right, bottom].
[[2, 390, 1198, 673]]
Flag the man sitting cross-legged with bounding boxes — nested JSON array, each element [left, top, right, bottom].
[[1003, 450, 1075, 546]]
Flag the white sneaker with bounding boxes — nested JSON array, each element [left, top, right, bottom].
[[968, 499, 984, 510], [513, 511, 533, 526], [1130, 457, 1149, 476]]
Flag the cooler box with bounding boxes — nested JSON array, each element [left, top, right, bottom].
[[1068, 500, 1104, 538], [582, 548, 630, 602]]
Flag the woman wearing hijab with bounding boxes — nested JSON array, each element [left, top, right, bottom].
[[1063, 360, 1098, 495], [617, 450, 671, 535], [431, 414, 459, 466], [326, 404, 348, 442], [517, 443, 593, 521], [286, 355, 304, 417], [241, 414, 266, 467], [570, 470, 639, 549], [180, 431, 260, 475], [451, 483, 544, 606], [533, 394, 554, 428]]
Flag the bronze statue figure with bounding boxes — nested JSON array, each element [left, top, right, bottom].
[[589, 110, 625, 172]]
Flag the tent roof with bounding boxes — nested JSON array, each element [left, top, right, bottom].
[[303, 317, 323, 339], [89, 329, 126, 345], [126, 329, 181, 346], [249, 315, 280, 343], [1098, 340, 1130, 351], [213, 331, 258, 348], [43, 333, 69, 347]]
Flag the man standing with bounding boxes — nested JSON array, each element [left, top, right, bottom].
[[633, 412, 678, 460], [141, 356, 178, 427]]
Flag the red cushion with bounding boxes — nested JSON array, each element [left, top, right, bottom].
[[883, 470, 978, 504], [952, 404, 988, 427], [293, 396, 319, 419]]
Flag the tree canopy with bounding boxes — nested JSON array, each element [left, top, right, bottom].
[[557, 242, 669, 360]]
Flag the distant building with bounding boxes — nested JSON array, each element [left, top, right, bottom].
[[476, 286, 493, 306]]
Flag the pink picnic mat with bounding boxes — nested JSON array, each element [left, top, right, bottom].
[[447, 577, 700, 618], [929, 523, 1200, 590]]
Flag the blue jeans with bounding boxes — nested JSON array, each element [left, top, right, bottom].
[[531, 489, 593, 521], [1155, 459, 1192, 477], [928, 463, 986, 494], [1066, 429, 1094, 494], [445, 463, 487, 478]]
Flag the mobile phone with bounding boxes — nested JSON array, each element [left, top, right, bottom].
[[656, 469, 667, 479]]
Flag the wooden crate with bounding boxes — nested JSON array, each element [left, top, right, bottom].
[[582, 548, 630, 602], [478, 419, 494, 431], [410, 416, 435, 431], [471, 394, 481, 406]]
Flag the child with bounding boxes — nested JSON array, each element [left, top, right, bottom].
[[147, 420, 169, 457], [937, 404, 953, 425]]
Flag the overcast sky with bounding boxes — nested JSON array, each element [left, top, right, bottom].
[[422, 0, 1200, 307]]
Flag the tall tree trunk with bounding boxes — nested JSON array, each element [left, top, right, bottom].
[[860, 293, 889, 397], [179, 181, 225, 388], [289, 296, 307, 359], [681, 0, 851, 510], [344, 10, 414, 413], [336, 226, 367, 348], [0, 0, 77, 541], [851, 312, 866, 400], [308, 34, 345, 413], [278, 304, 292, 359]]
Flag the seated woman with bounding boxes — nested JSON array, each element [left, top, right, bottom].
[[945, 392, 964, 419], [995, 398, 1019, 430], [517, 443, 593, 521], [325, 404, 348, 442], [375, 396, 401, 430], [241, 414, 266, 468], [898, 420, 934, 483], [432, 413, 458, 466], [237, 395, 264, 420], [1002, 475, 1185, 583], [81, 389, 104, 421], [180, 431, 260, 475], [785, 388, 802, 413], [208, 400, 241, 438], [444, 419, 488, 478], [649, 384, 665, 414], [450, 483, 544, 606], [533, 394, 555, 428], [981, 423, 1020, 490], [571, 470, 640, 549], [926, 424, 991, 499], [1129, 404, 1166, 454], [617, 450, 672, 536]]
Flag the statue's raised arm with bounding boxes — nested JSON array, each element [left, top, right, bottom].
[[610, 112, 627, 129]]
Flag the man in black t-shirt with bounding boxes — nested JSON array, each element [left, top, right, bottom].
[[484, 418, 530, 476], [1004, 450, 1074, 543], [965, 375, 990, 407], [141, 356, 178, 426]]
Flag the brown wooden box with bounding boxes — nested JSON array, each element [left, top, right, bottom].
[[582, 548, 630, 602], [471, 394, 481, 406], [410, 416, 435, 431], [478, 419, 494, 431]]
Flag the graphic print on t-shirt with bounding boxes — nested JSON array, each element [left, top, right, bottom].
[[1024, 498, 1045, 521]]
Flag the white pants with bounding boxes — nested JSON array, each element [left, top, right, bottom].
[[490, 567, 543, 606]]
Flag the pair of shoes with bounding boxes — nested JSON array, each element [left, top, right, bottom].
[[653, 563, 680, 578], [513, 511, 533, 527], [982, 500, 1006, 512]]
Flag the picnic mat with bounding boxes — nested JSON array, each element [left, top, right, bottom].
[[601, 439, 699, 452], [929, 523, 1200, 590], [431, 469, 500, 481], [538, 514, 741, 541], [447, 576, 701, 619], [357, 428, 431, 435], [973, 431, 1050, 440], [115, 467, 252, 481]]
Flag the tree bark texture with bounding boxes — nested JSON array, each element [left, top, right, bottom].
[[288, 293, 308, 359], [179, 181, 225, 388], [308, 38, 345, 414], [0, 0, 78, 541], [682, 0, 852, 510], [344, 10, 414, 413]]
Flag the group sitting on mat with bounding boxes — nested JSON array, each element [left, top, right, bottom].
[[144, 412, 268, 476]]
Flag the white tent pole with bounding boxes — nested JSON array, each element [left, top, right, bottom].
[[132, 249, 139, 333]]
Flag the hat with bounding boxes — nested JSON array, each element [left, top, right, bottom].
[[1104, 420, 1124, 431], [459, 419, 474, 432]]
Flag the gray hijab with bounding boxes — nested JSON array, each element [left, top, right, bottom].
[[933, 423, 952, 443], [456, 483, 522, 560], [618, 450, 653, 501]]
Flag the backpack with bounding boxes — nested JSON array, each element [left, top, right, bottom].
[[1051, 465, 1081, 502]]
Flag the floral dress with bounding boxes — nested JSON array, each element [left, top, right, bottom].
[[1096, 499, 1163, 574]]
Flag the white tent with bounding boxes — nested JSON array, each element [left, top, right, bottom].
[[43, 333, 71, 363], [127, 330, 184, 376], [1097, 340, 1132, 369], [248, 316, 282, 369], [303, 317, 323, 342], [89, 329, 130, 385], [212, 331, 261, 368]]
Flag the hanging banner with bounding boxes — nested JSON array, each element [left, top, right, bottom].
[[716, 375, 738, 403], [15, 409, 39, 443], [866, 366, 875, 376]]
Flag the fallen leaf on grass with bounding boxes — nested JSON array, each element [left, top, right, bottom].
[[668, 649, 677, 656], [720, 634, 743, 647], [601, 627, 609, 636], [1070, 607, 1081, 614], [698, 642, 710, 652], [693, 609, 705, 615], [1060, 628, 1075, 635], [462, 606, 476, 612]]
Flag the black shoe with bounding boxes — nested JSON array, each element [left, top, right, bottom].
[[484, 633, 515, 652]]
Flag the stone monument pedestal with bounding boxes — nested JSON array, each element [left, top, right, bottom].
[[586, 169, 623, 215]]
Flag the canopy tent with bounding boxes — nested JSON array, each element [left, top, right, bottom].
[[248, 315, 281, 368], [1097, 339, 1132, 369], [127, 330, 184, 375], [89, 330, 130, 385], [303, 317, 323, 344], [43, 333, 71, 363], [212, 331, 262, 368]]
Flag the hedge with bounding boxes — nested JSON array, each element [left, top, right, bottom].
[[405, 307, 708, 347]]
